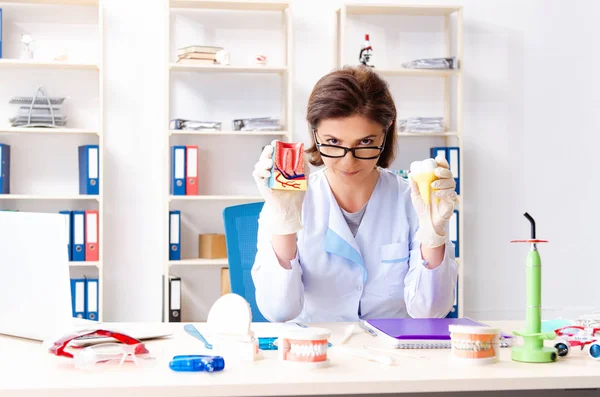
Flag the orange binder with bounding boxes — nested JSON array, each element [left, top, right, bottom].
[[186, 145, 198, 195], [85, 210, 99, 262]]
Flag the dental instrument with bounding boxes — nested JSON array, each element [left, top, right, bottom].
[[359, 320, 378, 337], [362, 345, 426, 359], [206, 293, 261, 361], [339, 324, 357, 344], [184, 324, 212, 349], [258, 337, 331, 351], [169, 355, 225, 372], [335, 346, 395, 366], [510, 212, 558, 363]]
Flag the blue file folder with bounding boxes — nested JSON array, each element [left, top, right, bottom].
[[59, 211, 73, 261], [170, 146, 186, 195], [450, 209, 459, 258], [70, 278, 87, 318], [0, 144, 10, 194], [430, 146, 460, 195], [71, 211, 86, 261], [446, 279, 459, 318], [85, 278, 99, 321], [169, 210, 181, 260], [430, 146, 446, 161], [78, 145, 99, 195]]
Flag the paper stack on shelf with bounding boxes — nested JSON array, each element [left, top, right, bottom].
[[232, 117, 281, 132], [398, 117, 445, 133], [402, 57, 457, 70], [170, 119, 222, 131], [176, 45, 223, 65], [8, 86, 67, 128]]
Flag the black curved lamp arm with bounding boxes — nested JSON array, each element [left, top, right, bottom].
[[524, 212, 535, 239]]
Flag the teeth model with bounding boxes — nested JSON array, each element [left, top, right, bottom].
[[278, 327, 331, 368], [410, 158, 438, 205]]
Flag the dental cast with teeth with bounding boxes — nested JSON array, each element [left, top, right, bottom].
[[252, 65, 459, 323]]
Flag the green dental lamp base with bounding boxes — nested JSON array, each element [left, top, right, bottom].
[[510, 212, 558, 363]]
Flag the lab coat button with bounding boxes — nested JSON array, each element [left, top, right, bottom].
[[357, 286, 363, 291]]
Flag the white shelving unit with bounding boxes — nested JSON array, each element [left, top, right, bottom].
[[0, 58, 99, 70], [164, 0, 292, 321], [336, 3, 464, 316], [0, 0, 105, 320]]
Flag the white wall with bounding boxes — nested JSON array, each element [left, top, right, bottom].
[[3, 0, 598, 322]]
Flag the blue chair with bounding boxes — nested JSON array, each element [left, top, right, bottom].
[[222, 202, 268, 322]]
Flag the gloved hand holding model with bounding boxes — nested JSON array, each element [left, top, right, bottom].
[[252, 140, 309, 235], [409, 155, 459, 248]]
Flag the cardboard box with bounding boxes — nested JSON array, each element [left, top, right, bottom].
[[221, 267, 231, 296], [198, 233, 227, 259]]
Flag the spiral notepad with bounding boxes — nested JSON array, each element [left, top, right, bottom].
[[364, 318, 512, 349]]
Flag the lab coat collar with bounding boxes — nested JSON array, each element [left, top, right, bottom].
[[322, 171, 372, 270]]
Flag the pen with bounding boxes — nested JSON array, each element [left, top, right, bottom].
[[359, 320, 378, 337]]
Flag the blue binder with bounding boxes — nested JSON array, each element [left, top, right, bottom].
[[70, 278, 87, 318], [78, 145, 99, 195], [0, 143, 10, 194], [59, 211, 73, 261], [430, 146, 446, 161], [447, 147, 460, 195], [85, 278, 99, 321], [170, 146, 186, 195], [450, 209, 459, 258], [446, 279, 459, 318], [430, 146, 460, 195], [169, 210, 181, 260], [71, 211, 86, 261]]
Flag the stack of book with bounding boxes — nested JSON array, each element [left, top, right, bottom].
[[176, 45, 223, 65]]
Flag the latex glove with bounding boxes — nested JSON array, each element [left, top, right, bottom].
[[409, 155, 459, 248], [252, 140, 308, 235]]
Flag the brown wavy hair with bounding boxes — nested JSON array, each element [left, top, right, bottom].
[[306, 65, 397, 168]]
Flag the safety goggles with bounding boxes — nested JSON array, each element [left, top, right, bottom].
[[49, 328, 156, 370], [312, 129, 386, 160]]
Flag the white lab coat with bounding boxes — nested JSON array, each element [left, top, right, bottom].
[[251, 167, 458, 323]]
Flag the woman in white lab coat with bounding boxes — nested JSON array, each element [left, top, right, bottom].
[[251, 66, 459, 323]]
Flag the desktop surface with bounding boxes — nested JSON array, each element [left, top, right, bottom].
[[0, 321, 598, 397]]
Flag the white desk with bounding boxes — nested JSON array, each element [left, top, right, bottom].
[[0, 321, 599, 397]]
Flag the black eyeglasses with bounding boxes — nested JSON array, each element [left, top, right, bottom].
[[312, 129, 386, 160]]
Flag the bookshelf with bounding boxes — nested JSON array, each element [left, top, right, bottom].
[[0, 59, 99, 70], [163, 0, 292, 321], [0, 0, 104, 320], [336, 3, 464, 317]]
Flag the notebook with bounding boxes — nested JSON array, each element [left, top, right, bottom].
[[363, 318, 512, 349]]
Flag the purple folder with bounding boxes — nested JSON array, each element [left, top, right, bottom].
[[366, 317, 496, 340]]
